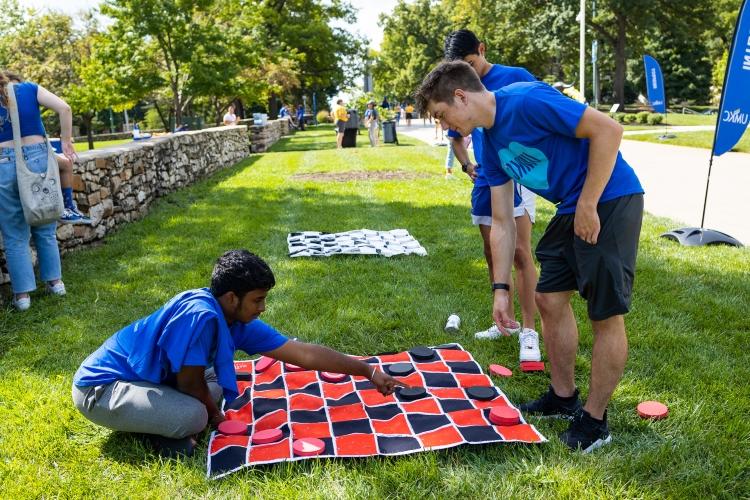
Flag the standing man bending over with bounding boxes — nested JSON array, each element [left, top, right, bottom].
[[416, 61, 643, 452], [72, 250, 403, 457], [443, 30, 541, 363]]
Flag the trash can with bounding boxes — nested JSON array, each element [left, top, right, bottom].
[[342, 109, 359, 148], [382, 120, 398, 144]]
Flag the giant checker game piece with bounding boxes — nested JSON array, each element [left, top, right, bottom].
[[207, 344, 546, 478], [287, 229, 427, 258]]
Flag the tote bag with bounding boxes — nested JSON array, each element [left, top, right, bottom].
[[6, 82, 64, 226]]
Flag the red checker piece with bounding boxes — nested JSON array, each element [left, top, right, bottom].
[[255, 356, 277, 373], [637, 401, 669, 420], [252, 428, 283, 445], [489, 406, 520, 426], [285, 362, 306, 372], [520, 361, 545, 372], [321, 371, 347, 383], [218, 420, 248, 436], [489, 364, 513, 377], [293, 437, 326, 457]]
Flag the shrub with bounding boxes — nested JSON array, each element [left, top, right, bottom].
[[614, 113, 627, 123], [624, 113, 637, 124], [636, 111, 650, 124], [647, 113, 664, 125], [316, 110, 331, 123]]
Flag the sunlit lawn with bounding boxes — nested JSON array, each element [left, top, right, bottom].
[[73, 138, 132, 152], [1, 126, 748, 498]]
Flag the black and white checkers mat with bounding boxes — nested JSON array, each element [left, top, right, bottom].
[[287, 229, 427, 257]]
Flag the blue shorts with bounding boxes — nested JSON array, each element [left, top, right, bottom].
[[471, 182, 536, 226]]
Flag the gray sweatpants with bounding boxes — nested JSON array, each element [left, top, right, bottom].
[[72, 369, 223, 439]]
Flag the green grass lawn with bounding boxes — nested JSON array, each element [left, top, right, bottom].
[[623, 129, 750, 153], [73, 139, 132, 152], [1, 126, 749, 498]]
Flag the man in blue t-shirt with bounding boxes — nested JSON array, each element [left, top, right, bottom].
[[416, 61, 644, 453], [443, 30, 541, 363], [72, 250, 404, 457]]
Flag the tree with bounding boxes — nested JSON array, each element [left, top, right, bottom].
[[374, 0, 454, 100]]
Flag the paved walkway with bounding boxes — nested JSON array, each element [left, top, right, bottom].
[[397, 123, 749, 245], [623, 125, 715, 136]]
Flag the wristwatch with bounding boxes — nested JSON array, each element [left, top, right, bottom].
[[491, 282, 510, 291], [461, 162, 470, 173]]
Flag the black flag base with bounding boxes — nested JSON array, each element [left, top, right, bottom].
[[658, 133, 676, 140], [660, 227, 743, 247]]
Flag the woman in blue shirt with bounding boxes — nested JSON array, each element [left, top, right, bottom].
[[0, 71, 75, 311]]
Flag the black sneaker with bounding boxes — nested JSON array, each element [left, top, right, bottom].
[[519, 385, 583, 419], [560, 409, 612, 453]]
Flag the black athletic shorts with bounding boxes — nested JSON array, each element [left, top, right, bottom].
[[535, 194, 644, 321]]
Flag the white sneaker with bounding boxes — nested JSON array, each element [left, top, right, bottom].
[[474, 324, 503, 339], [12, 296, 31, 311], [46, 281, 66, 296], [444, 173, 455, 180], [519, 328, 542, 362]]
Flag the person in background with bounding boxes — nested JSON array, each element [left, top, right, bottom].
[[332, 99, 349, 149], [442, 29, 541, 361], [296, 104, 305, 131], [222, 105, 238, 126], [380, 96, 390, 109], [394, 104, 402, 126], [404, 103, 414, 126], [72, 250, 405, 457], [364, 100, 380, 147], [0, 70, 70, 311]]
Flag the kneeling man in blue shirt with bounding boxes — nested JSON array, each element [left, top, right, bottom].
[[73, 249, 404, 456], [416, 61, 644, 453]]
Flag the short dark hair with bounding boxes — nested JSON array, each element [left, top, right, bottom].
[[210, 249, 275, 297], [414, 60, 484, 113], [444, 29, 481, 60]]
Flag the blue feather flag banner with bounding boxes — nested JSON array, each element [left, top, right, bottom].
[[642, 55, 666, 114], [714, 0, 750, 156]]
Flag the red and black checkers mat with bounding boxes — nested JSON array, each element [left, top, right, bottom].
[[207, 344, 546, 478]]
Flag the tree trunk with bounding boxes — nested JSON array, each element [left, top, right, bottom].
[[85, 114, 94, 150], [614, 14, 627, 109], [172, 80, 181, 129], [153, 101, 169, 130]]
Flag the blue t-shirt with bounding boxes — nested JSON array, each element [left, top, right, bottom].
[[73, 288, 288, 402], [448, 64, 536, 189], [481, 82, 643, 215], [0, 81, 46, 142]]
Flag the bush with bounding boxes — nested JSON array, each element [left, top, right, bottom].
[[636, 111, 650, 124], [316, 110, 331, 123], [613, 113, 627, 123], [145, 108, 163, 130], [624, 113, 637, 124], [647, 113, 664, 125]]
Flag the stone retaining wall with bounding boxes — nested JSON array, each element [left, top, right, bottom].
[[249, 118, 291, 153], [0, 126, 250, 289]]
